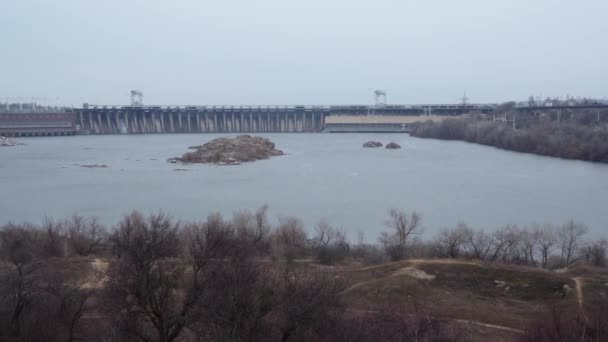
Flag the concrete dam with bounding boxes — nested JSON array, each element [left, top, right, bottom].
[[74, 104, 492, 135], [1, 103, 497, 136]]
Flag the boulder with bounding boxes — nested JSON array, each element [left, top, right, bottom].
[[362, 141, 383, 148], [385, 142, 401, 149], [0, 136, 25, 147], [170, 135, 284, 165]]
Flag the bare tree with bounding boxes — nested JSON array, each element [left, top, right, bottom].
[[0, 224, 44, 338], [273, 216, 308, 262], [231, 206, 271, 254], [535, 224, 556, 268], [66, 215, 106, 256], [488, 225, 520, 262], [580, 239, 608, 267], [106, 211, 192, 342], [465, 229, 495, 261], [42, 217, 66, 257], [379, 210, 422, 261], [520, 228, 539, 266], [184, 212, 234, 286], [1, 224, 96, 341], [312, 220, 349, 265], [557, 221, 588, 266], [254, 204, 271, 245], [436, 223, 470, 258], [187, 256, 277, 342], [273, 268, 345, 341]]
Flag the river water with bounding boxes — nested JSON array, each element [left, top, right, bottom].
[[1, 134, 607, 241]]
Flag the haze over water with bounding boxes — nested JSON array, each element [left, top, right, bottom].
[[1, 134, 607, 241]]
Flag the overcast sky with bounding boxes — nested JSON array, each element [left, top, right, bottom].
[[2, 0, 607, 106]]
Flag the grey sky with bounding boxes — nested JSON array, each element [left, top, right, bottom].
[[2, 0, 607, 106]]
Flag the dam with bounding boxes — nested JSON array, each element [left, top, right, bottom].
[[75, 103, 497, 134], [0, 102, 502, 136]]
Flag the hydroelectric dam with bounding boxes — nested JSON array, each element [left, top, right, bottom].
[[1, 103, 496, 137]]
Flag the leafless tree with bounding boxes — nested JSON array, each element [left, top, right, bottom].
[[436, 223, 471, 258], [232, 206, 271, 254], [379, 210, 422, 261], [42, 217, 66, 257], [106, 211, 192, 342], [183, 212, 234, 286], [520, 228, 539, 266], [535, 224, 556, 268], [579, 239, 608, 267], [273, 216, 308, 262], [465, 229, 495, 261], [0, 224, 44, 338], [312, 220, 349, 265], [557, 221, 588, 266], [187, 256, 277, 342], [488, 225, 521, 262], [66, 215, 106, 256], [254, 204, 271, 245], [273, 268, 345, 341], [1, 224, 96, 342]]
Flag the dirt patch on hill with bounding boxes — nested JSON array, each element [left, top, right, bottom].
[[393, 266, 436, 280]]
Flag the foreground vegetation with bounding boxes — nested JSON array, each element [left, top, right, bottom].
[[410, 107, 608, 163], [1, 207, 607, 341]]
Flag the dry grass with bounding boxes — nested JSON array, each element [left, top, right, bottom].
[[335, 259, 599, 341]]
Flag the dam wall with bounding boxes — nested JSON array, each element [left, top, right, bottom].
[[75, 103, 490, 134], [1, 103, 500, 136], [0, 112, 78, 137], [76, 106, 329, 134]]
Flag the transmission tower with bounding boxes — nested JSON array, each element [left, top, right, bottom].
[[130, 90, 143, 106], [374, 89, 387, 107], [460, 92, 469, 107]]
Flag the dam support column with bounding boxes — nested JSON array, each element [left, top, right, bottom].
[[96, 113, 102, 133], [106, 113, 112, 133], [88, 112, 93, 133], [240, 112, 244, 132]]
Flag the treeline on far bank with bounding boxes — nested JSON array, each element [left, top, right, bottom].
[[1, 207, 607, 341], [410, 107, 608, 163]]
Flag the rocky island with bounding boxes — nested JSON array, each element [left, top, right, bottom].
[[362, 141, 383, 148], [170, 135, 284, 165], [0, 136, 25, 147], [385, 142, 401, 149]]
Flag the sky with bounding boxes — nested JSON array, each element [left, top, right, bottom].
[[1, 0, 607, 107]]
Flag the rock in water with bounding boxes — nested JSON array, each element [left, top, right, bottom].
[[170, 135, 284, 165], [385, 142, 401, 149], [0, 136, 25, 147], [362, 141, 383, 148]]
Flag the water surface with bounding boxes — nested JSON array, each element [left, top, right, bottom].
[[1, 134, 607, 240]]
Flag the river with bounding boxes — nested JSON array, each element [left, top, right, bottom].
[[1, 133, 607, 241]]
